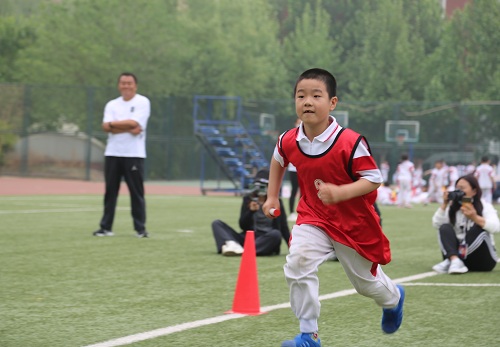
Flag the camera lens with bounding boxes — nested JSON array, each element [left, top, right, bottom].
[[449, 190, 465, 202]]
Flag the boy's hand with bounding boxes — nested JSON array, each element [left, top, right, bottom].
[[317, 182, 346, 204], [263, 198, 280, 218], [316, 177, 379, 204]]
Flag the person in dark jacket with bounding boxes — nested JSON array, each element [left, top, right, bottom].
[[212, 169, 290, 256]]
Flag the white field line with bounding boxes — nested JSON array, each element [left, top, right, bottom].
[[82, 271, 442, 347], [0, 195, 186, 201], [8, 202, 93, 207], [82, 314, 248, 347], [404, 282, 500, 287], [0, 196, 100, 201], [0, 207, 129, 214]]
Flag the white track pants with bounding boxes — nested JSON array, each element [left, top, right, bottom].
[[481, 187, 493, 204], [285, 224, 401, 333], [397, 177, 412, 206]]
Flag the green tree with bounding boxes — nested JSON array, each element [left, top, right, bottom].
[[13, 0, 182, 130], [15, 0, 286, 99], [425, 1, 500, 145], [281, 1, 340, 91], [0, 16, 35, 82], [0, 0, 45, 16], [173, 0, 286, 99], [425, 0, 500, 101], [15, 0, 179, 89], [343, 0, 442, 102], [12, 0, 287, 129]]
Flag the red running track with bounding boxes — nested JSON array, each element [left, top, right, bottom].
[[0, 176, 204, 196]]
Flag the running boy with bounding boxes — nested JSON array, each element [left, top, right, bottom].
[[263, 68, 405, 347]]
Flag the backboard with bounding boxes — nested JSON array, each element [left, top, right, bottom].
[[385, 120, 419, 143], [259, 113, 275, 134]]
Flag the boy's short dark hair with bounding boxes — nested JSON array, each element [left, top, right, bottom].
[[294, 68, 337, 98]]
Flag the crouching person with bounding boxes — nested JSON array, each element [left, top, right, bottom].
[[432, 174, 500, 274], [212, 170, 290, 256]]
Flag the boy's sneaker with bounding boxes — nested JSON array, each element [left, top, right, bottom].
[[136, 230, 149, 238], [93, 229, 114, 237], [381, 285, 405, 334], [281, 332, 321, 347], [448, 258, 468, 274], [222, 240, 244, 256], [432, 258, 450, 273]]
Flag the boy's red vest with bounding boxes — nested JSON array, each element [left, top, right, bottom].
[[278, 127, 391, 265]]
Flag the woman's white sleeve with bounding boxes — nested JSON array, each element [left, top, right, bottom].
[[432, 207, 449, 230], [482, 203, 500, 233]]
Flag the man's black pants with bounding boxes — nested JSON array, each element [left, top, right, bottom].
[[100, 156, 146, 232]]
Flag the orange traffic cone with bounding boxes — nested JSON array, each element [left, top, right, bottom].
[[225, 230, 266, 315]]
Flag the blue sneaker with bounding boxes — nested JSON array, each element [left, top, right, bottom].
[[381, 284, 405, 334], [281, 332, 321, 347]]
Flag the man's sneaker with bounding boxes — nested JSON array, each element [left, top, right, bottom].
[[448, 258, 468, 274], [432, 258, 450, 274], [93, 229, 114, 237], [136, 230, 149, 238], [221, 240, 244, 256], [281, 332, 321, 347], [382, 285, 405, 334]]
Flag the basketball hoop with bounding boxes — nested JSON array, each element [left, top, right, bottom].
[[394, 129, 408, 146], [385, 121, 419, 145], [396, 135, 406, 146]]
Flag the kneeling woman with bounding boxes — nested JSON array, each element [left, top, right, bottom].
[[432, 174, 500, 274]]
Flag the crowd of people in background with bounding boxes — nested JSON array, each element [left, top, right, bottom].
[[281, 152, 500, 211], [376, 155, 500, 208], [375, 155, 499, 276]]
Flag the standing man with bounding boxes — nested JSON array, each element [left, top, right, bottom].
[[93, 72, 151, 238]]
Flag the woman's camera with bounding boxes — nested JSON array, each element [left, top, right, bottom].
[[448, 189, 465, 203], [248, 182, 268, 202]]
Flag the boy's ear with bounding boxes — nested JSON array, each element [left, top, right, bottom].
[[330, 96, 338, 110]]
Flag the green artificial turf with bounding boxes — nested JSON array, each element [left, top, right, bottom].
[[1, 195, 499, 346]]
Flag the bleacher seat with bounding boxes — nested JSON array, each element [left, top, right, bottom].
[[233, 166, 251, 177], [223, 158, 243, 167], [197, 126, 220, 135], [226, 126, 246, 136], [250, 158, 269, 168], [194, 114, 269, 194], [207, 137, 228, 146], [215, 147, 236, 157], [234, 137, 254, 146]]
